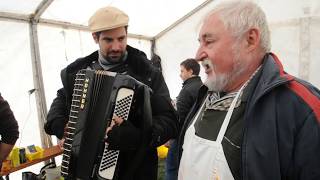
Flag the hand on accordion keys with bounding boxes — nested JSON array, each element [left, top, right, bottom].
[[106, 115, 124, 133], [58, 121, 69, 150], [105, 115, 142, 151]]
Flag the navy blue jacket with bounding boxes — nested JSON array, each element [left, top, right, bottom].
[[178, 53, 320, 180]]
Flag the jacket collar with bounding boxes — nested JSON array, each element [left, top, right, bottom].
[[252, 53, 293, 99], [183, 76, 201, 86]]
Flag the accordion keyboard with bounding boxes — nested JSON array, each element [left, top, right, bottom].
[[61, 72, 87, 177], [98, 87, 134, 179]]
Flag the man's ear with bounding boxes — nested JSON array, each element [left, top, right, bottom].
[[246, 28, 260, 52], [188, 69, 194, 77], [92, 33, 99, 44]]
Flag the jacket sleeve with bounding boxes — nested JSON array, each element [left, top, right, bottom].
[[0, 94, 19, 145], [292, 113, 320, 179], [149, 71, 178, 147], [44, 88, 69, 139], [176, 89, 194, 130]]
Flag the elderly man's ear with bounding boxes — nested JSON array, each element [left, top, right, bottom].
[[246, 28, 260, 52]]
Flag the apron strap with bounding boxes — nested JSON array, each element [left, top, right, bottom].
[[216, 85, 245, 143]]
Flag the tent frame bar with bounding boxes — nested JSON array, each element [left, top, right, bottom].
[[0, 12, 30, 22], [39, 18, 153, 40], [28, 0, 55, 165]]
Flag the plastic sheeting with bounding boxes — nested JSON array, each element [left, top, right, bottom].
[[41, 0, 207, 36], [0, 21, 43, 179], [0, 0, 42, 14]]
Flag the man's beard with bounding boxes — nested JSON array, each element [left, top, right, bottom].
[[202, 59, 230, 92], [105, 51, 127, 64], [202, 46, 246, 92]]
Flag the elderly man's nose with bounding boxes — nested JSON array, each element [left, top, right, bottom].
[[195, 50, 207, 61]]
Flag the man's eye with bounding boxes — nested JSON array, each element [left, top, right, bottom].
[[104, 38, 113, 43]]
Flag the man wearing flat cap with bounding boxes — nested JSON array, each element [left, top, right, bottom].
[[44, 6, 178, 180]]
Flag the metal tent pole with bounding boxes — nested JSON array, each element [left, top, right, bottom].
[[29, 19, 53, 150]]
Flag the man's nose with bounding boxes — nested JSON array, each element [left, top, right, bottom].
[[111, 41, 121, 51], [195, 48, 207, 62]]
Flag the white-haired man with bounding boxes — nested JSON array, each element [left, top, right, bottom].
[[45, 6, 178, 180], [178, 1, 320, 180]]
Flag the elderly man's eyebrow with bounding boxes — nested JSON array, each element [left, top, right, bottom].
[[198, 33, 214, 41]]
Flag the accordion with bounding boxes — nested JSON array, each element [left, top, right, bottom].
[[60, 69, 152, 180]]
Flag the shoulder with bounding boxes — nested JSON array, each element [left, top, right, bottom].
[[61, 51, 98, 79], [286, 77, 320, 122], [182, 77, 203, 93], [64, 51, 98, 74], [127, 45, 159, 75]]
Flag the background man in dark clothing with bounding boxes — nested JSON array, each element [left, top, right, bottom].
[[165, 59, 202, 180], [0, 93, 19, 165], [44, 6, 177, 180]]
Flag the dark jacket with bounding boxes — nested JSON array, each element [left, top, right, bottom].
[[176, 76, 202, 130], [0, 93, 19, 145], [45, 45, 178, 180], [178, 53, 320, 180]]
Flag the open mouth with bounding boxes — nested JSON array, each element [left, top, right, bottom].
[[201, 60, 211, 71]]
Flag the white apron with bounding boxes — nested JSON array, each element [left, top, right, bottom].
[[178, 87, 243, 180]]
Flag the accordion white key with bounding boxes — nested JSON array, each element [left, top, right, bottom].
[[98, 88, 134, 179]]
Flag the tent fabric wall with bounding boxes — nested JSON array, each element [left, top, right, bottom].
[[156, 0, 223, 98], [0, 21, 43, 179], [0, 21, 42, 147], [309, 19, 320, 86], [41, 0, 207, 37]]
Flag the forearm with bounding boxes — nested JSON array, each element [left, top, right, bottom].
[[45, 88, 69, 139], [150, 96, 178, 147], [0, 143, 14, 163]]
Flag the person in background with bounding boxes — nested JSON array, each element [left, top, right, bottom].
[[44, 6, 177, 180], [178, 1, 320, 180], [151, 53, 162, 72], [165, 58, 202, 180], [0, 93, 19, 165]]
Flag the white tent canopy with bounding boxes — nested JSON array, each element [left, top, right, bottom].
[[1, 0, 320, 177]]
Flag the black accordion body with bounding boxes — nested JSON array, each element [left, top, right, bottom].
[[60, 69, 152, 180]]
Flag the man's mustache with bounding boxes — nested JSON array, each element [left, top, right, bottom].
[[201, 59, 212, 70]]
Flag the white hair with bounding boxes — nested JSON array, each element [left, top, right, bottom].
[[207, 0, 271, 53]]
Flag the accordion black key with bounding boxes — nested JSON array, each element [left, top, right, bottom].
[[60, 69, 151, 180]]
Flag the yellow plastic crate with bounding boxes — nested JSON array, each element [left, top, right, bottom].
[[26, 146, 44, 161]]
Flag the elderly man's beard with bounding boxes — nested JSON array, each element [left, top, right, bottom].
[[202, 59, 230, 92], [202, 49, 246, 92]]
